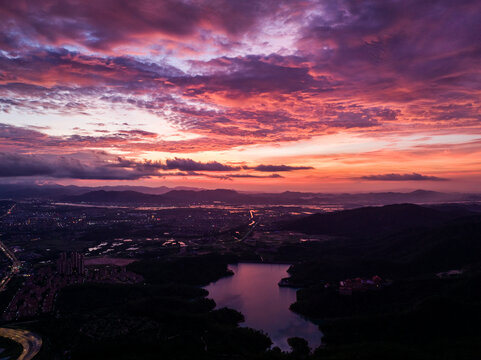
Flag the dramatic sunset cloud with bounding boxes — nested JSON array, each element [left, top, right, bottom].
[[0, 0, 480, 191]]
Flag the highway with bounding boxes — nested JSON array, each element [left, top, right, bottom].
[[0, 327, 42, 360], [0, 203, 43, 358], [0, 203, 15, 220], [236, 209, 257, 242], [0, 203, 21, 292]]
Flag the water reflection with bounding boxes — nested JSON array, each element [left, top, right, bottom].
[[205, 263, 322, 351]]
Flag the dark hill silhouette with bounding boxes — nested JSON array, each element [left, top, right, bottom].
[[372, 215, 481, 270], [160, 189, 244, 202], [63, 190, 160, 203], [284, 203, 465, 238], [62, 189, 253, 204], [0, 183, 201, 200]]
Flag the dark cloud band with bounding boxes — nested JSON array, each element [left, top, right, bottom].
[[360, 173, 448, 181]]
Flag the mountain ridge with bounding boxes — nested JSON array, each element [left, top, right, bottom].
[[1, 183, 480, 206]]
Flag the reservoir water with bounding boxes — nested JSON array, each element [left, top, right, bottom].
[[204, 263, 322, 351]]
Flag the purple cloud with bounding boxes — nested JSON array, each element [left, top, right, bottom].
[[0, 152, 158, 180], [361, 173, 448, 181], [0, 151, 293, 180], [0, 0, 295, 52], [249, 165, 313, 172], [163, 158, 239, 171]]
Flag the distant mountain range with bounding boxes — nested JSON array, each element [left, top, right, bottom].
[[0, 184, 201, 199], [0, 183, 480, 206], [61, 189, 259, 204]]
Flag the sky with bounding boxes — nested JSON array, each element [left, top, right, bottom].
[[0, 0, 480, 192]]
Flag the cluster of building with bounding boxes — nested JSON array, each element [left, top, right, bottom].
[[57, 251, 85, 275], [2, 252, 143, 321], [338, 275, 385, 295]]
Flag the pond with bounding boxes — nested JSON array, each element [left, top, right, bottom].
[[204, 263, 322, 351]]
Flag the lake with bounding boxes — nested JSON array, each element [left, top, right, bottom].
[[204, 263, 322, 351]]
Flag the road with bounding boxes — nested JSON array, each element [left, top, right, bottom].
[[0, 203, 21, 291], [0, 203, 15, 220], [236, 209, 257, 242], [0, 327, 42, 360], [0, 204, 43, 358]]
